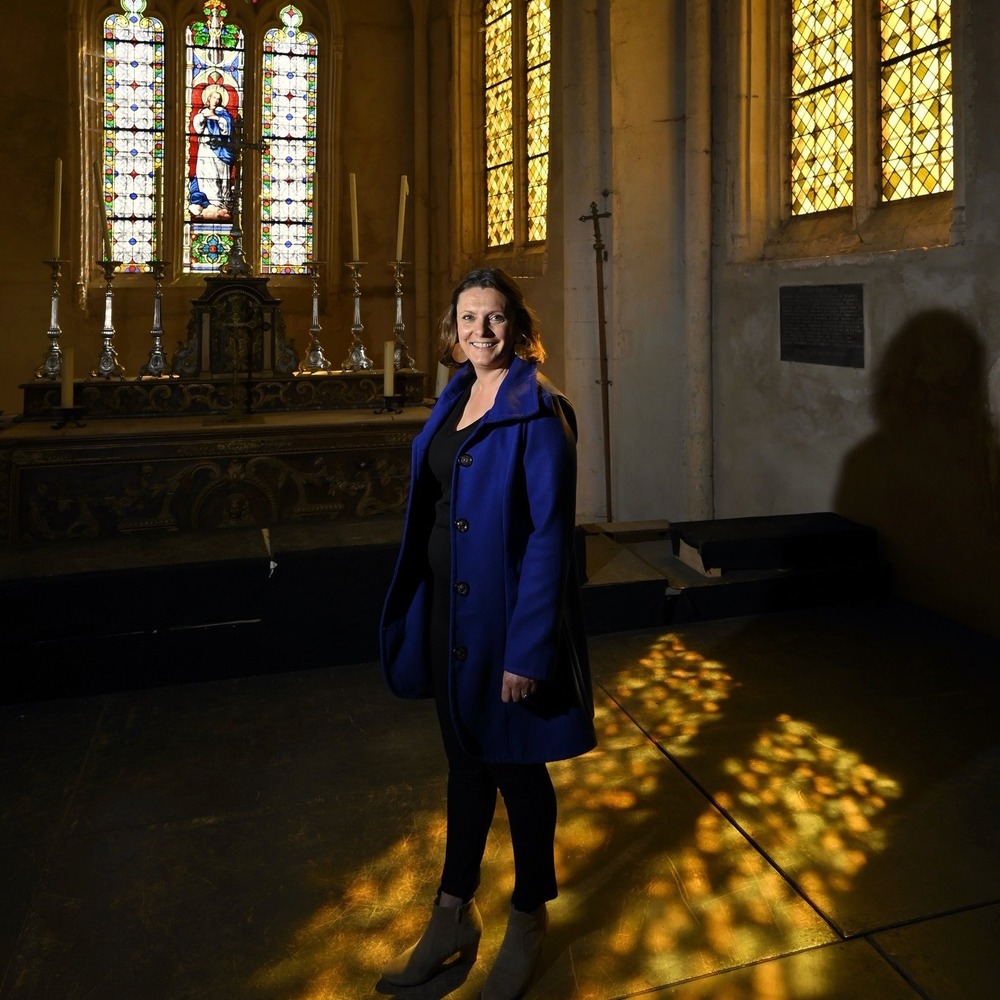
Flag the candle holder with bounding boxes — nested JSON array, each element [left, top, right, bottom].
[[51, 405, 86, 430], [138, 259, 172, 378], [91, 259, 126, 379], [389, 260, 416, 370], [376, 393, 404, 414], [342, 260, 374, 371], [35, 258, 69, 379], [297, 261, 334, 373]]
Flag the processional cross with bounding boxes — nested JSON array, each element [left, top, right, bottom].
[[220, 115, 267, 278], [580, 199, 614, 522]]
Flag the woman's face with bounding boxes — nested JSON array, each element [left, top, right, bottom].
[[455, 286, 516, 375]]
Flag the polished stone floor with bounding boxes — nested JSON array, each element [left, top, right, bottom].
[[2, 598, 998, 999]]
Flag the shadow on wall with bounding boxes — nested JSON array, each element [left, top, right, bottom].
[[834, 309, 1000, 638]]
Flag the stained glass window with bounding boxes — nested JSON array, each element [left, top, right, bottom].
[[790, 1, 953, 217], [790, 0, 855, 216], [485, 1, 514, 246], [484, 0, 549, 248], [880, 0, 953, 201], [525, 0, 550, 243], [260, 5, 317, 275], [102, 0, 165, 272], [184, 0, 244, 273]]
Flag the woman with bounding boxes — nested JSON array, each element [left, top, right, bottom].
[[380, 267, 597, 999]]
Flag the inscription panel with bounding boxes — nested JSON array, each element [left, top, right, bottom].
[[780, 284, 865, 368]]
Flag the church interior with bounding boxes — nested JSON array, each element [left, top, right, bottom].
[[1, 1, 998, 998]]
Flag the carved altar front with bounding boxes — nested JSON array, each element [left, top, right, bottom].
[[0, 409, 429, 545]]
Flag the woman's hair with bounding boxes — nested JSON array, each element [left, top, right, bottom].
[[437, 267, 546, 367]]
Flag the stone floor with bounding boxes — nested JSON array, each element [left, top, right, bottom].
[[2, 598, 998, 999]]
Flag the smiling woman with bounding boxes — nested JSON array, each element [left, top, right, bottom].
[[379, 267, 595, 999]]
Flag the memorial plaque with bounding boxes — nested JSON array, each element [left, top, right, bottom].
[[779, 283, 865, 368]]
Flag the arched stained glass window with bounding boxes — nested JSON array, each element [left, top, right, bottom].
[[880, 0, 953, 201], [101, 0, 165, 272], [260, 5, 317, 275], [484, 0, 549, 249], [184, 0, 245, 273]]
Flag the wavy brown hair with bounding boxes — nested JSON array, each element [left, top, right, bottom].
[[437, 267, 546, 367]]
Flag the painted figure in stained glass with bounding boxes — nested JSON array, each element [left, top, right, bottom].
[[189, 75, 236, 220]]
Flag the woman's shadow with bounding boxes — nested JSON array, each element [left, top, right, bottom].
[[834, 308, 1000, 636]]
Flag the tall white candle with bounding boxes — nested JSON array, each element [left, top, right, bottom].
[[435, 363, 450, 397], [94, 161, 113, 261], [395, 175, 408, 261], [349, 172, 360, 260], [60, 348, 74, 408], [384, 341, 395, 397], [52, 158, 62, 259]]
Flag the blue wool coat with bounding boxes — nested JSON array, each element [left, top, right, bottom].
[[380, 356, 597, 764]]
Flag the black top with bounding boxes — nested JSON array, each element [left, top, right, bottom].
[[427, 386, 480, 584]]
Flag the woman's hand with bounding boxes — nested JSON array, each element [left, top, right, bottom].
[[501, 670, 537, 703]]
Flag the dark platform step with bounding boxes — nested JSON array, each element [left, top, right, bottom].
[[578, 514, 889, 634], [670, 511, 880, 573]]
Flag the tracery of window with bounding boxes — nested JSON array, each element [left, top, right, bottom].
[[260, 5, 318, 275], [483, 0, 550, 249], [790, 0, 855, 216], [101, 0, 165, 273], [880, 0, 953, 202]]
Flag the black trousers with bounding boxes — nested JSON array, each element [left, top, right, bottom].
[[430, 574, 557, 914]]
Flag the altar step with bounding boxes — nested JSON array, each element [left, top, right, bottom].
[[1, 519, 404, 702], [2, 512, 890, 702], [578, 512, 890, 634]]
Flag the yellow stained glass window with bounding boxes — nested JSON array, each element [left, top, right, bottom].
[[880, 0, 953, 201], [484, 0, 549, 248], [485, 2, 514, 246], [790, 0, 855, 215], [525, 0, 550, 243]]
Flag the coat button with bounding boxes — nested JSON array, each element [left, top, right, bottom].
[[458, 453, 473, 467], [455, 581, 470, 596], [454, 518, 469, 532], [453, 645, 468, 662]]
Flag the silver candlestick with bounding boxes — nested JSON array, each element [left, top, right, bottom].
[[91, 259, 126, 379], [35, 257, 68, 379], [139, 259, 171, 377], [389, 259, 416, 370], [298, 261, 334, 372], [342, 260, 373, 370]]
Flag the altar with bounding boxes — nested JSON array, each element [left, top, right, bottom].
[[8, 266, 431, 546]]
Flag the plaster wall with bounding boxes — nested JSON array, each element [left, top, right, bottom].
[[603, 0, 688, 522], [561, 0, 614, 522]]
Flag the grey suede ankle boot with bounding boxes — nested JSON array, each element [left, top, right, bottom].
[[381, 897, 483, 987], [481, 902, 547, 1000]]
